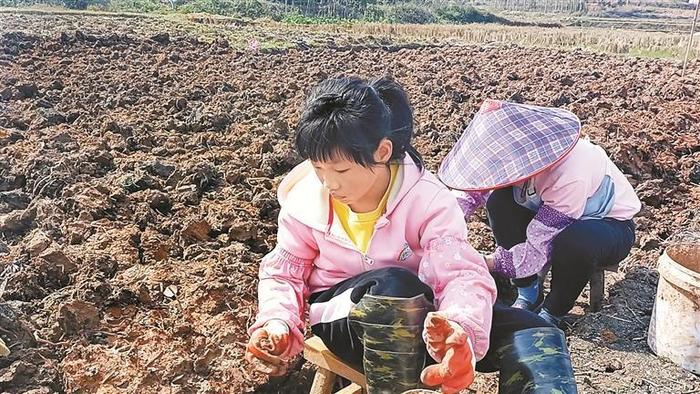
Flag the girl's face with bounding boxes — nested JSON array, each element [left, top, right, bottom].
[[311, 139, 393, 208]]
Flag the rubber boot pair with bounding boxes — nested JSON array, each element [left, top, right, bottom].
[[349, 295, 577, 394]]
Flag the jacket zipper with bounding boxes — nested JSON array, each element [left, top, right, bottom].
[[360, 218, 389, 268], [325, 212, 389, 271]]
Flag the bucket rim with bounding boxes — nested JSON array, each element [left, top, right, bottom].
[[662, 246, 700, 279], [659, 248, 700, 298]]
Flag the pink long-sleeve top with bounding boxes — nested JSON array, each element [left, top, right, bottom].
[[250, 154, 498, 361], [454, 138, 641, 279]]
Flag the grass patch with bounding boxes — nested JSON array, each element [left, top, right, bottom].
[[280, 11, 345, 25], [101, 0, 164, 13], [177, 0, 281, 18], [435, 4, 506, 24], [628, 47, 681, 58]]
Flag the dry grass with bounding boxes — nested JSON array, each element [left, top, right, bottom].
[[284, 21, 700, 59]]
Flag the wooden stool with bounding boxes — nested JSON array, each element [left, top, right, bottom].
[[589, 264, 620, 312], [304, 336, 366, 394]]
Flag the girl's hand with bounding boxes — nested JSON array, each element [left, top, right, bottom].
[[245, 320, 291, 376], [421, 313, 476, 394]]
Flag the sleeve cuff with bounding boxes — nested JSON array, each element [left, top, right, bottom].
[[492, 247, 516, 278]]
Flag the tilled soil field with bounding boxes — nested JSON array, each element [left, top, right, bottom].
[[1, 11, 699, 394]]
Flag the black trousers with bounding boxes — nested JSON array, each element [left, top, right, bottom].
[[486, 187, 636, 315], [309, 267, 553, 373]]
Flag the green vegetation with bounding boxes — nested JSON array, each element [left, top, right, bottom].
[[177, 0, 283, 18], [0, 0, 510, 25]]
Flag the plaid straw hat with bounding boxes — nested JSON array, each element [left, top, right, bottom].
[[438, 99, 581, 191]]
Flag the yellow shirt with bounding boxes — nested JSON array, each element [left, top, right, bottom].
[[333, 163, 399, 253]]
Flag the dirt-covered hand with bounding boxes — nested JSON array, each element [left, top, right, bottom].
[[245, 320, 291, 376]]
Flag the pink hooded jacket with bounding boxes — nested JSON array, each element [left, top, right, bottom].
[[249, 154, 498, 361]]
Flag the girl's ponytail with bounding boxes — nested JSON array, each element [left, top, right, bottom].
[[370, 76, 423, 170]]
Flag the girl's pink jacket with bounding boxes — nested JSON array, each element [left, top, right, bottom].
[[250, 155, 497, 360]]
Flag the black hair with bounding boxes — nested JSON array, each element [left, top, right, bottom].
[[295, 75, 423, 169]]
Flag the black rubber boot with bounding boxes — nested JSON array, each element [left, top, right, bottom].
[[348, 294, 434, 394], [496, 327, 578, 394]]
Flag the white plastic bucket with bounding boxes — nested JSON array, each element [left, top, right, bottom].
[[648, 245, 700, 374]]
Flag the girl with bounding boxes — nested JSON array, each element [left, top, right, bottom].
[[246, 78, 576, 394], [439, 99, 641, 326]]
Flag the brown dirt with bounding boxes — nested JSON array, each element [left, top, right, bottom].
[[1, 11, 699, 394], [666, 244, 700, 273]]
